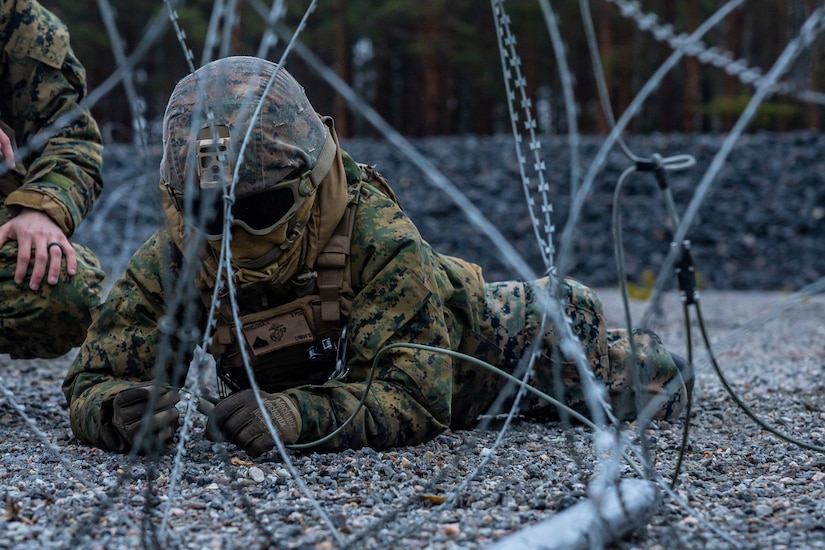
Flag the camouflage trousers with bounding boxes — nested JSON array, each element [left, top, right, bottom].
[[478, 277, 687, 422], [0, 220, 105, 359]]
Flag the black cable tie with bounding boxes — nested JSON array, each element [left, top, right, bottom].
[[674, 240, 697, 305], [635, 157, 658, 172], [635, 154, 671, 190]]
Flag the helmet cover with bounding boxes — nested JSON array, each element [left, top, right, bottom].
[[160, 56, 333, 237]]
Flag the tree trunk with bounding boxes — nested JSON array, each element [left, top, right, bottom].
[[683, 0, 701, 133], [372, 37, 393, 137], [418, 14, 443, 136], [596, 1, 612, 135], [658, 0, 675, 133], [333, 0, 351, 137], [723, 9, 743, 131], [806, 42, 822, 129]]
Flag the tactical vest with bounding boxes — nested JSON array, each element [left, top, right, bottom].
[[206, 164, 401, 397]]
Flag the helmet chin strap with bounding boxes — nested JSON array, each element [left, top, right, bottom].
[[228, 218, 306, 270]]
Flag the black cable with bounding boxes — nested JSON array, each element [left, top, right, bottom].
[[670, 301, 694, 490], [695, 303, 825, 454], [615, 158, 698, 488]]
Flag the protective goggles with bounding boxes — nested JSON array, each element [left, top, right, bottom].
[[202, 171, 312, 240], [166, 171, 312, 240], [167, 122, 336, 240]]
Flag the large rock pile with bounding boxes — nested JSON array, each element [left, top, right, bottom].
[[77, 131, 825, 291]]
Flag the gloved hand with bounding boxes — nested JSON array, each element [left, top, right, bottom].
[[207, 390, 302, 458], [111, 382, 180, 452]]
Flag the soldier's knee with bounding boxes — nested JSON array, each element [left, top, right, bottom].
[[563, 277, 603, 316], [0, 248, 103, 359], [1, 295, 95, 359]]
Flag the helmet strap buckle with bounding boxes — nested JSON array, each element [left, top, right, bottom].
[[298, 171, 317, 197]]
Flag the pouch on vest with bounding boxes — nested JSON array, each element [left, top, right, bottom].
[[213, 293, 348, 396]]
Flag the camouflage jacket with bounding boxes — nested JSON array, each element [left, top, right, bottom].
[[0, 0, 103, 234], [63, 158, 498, 452]]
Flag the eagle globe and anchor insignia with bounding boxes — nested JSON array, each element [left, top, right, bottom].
[[241, 309, 314, 357], [260, 322, 288, 348]]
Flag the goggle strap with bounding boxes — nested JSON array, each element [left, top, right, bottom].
[[308, 127, 336, 188]]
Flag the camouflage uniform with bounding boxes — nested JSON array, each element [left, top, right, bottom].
[[63, 153, 688, 452], [0, 0, 105, 358]]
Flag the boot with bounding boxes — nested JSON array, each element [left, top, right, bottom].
[[669, 352, 694, 397]]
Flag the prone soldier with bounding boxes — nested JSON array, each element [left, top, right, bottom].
[[63, 56, 691, 456]]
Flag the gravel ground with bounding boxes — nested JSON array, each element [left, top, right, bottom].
[[2, 134, 825, 549], [1, 289, 824, 549]]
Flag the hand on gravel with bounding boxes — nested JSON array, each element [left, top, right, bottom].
[[207, 390, 302, 458], [112, 382, 180, 452]]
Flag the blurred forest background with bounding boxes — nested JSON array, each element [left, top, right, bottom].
[[47, 0, 825, 140]]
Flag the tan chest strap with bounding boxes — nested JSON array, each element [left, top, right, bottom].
[[316, 186, 360, 322]]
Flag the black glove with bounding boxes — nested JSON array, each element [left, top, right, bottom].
[[207, 390, 302, 458], [111, 382, 180, 453]]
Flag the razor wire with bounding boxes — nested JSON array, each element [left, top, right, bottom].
[[537, 0, 582, 199], [74, 1, 311, 546], [254, 4, 541, 283], [155, 1, 350, 544], [556, 0, 747, 281], [240, 2, 623, 544], [183, 0, 680, 548], [267, 0, 621, 487], [0, 3, 696, 548], [209, 6, 351, 545], [595, 0, 825, 488], [344, 343, 740, 549], [238, 2, 824, 548], [94, 0, 155, 295], [492, 0, 643, 525], [159, 0, 630, 545], [643, 3, 825, 327], [1, 1, 824, 549], [606, 0, 825, 490], [608, 0, 825, 105], [492, 0, 556, 272]]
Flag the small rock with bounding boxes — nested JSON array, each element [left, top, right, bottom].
[[444, 523, 460, 536], [248, 467, 265, 483]]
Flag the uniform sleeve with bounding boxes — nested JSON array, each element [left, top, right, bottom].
[[285, 188, 458, 451], [61, 229, 180, 449], [0, 0, 103, 235]]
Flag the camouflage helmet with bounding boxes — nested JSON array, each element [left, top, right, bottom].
[[160, 56, 336, 239]]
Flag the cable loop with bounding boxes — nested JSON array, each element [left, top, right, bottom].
[[660, 154, 696, 171], [635, 153, 696, 173]]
